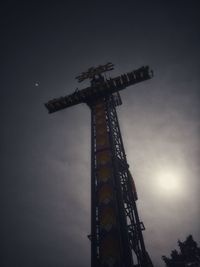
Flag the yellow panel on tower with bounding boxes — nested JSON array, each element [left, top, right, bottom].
[[94, 102, 105, 111], [101, 235, 120, 267], [95, 108, 106, 118], [99, 206, 117, 232], [96, 134, 110, 150], [96, 150, 112, 166], [98, 184, 113, 204], [97, 166, 112, 183]]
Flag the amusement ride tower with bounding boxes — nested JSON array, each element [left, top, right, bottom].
[[45, 63, 154, 267]]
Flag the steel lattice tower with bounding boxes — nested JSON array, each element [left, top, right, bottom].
[[45, 63, 154, 267]]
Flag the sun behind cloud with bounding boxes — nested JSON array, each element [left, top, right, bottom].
[[154, 167, 185, 197]]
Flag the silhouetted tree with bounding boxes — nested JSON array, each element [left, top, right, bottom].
[[162, 235, 200, 267]]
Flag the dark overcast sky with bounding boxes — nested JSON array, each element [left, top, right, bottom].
[[1, 1, 200, 267]]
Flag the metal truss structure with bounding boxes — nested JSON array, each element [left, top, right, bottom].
[[45, 63, 154, 267]]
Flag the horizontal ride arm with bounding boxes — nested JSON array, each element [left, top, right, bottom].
[[45, 66, 153, 113]]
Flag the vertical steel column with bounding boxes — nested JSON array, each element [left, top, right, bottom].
[[89, 83, 153, 267], [90, 98, 128, 267], [91, 104, 99, 267], [105, 95, 152, 267]]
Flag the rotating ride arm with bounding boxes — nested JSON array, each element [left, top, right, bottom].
[[45, 65, 153, 113]]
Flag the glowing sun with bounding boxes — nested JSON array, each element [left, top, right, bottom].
[[154, 168, 184, 196]]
